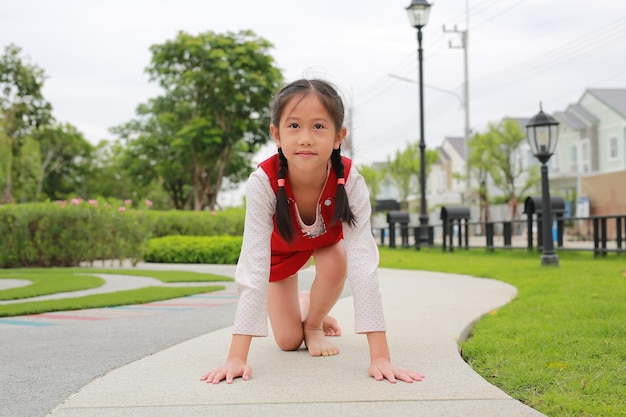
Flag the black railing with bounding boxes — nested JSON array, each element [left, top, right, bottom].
[[378, 214, 626, 257]]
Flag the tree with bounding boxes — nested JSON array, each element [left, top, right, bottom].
[[36, 123, 94, 201], [384, 141, 438, 210], [472, 119, 539, 221], [0, 44, 53, 203], [385, 146, 415, 205], [467, 131, 492, 223], [116, 30, 284, 210], [358, 163, 384, 213]]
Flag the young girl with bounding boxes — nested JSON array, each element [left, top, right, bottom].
[[200, 79, 424, 384]]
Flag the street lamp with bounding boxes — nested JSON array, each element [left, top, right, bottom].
[[526, 104, 560, 266], [406, 0, 432, 247]]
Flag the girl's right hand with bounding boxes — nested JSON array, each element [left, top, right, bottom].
[[200, 360, 252, 384]]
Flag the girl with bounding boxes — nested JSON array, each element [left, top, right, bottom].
[[200, 79, 424, 384]]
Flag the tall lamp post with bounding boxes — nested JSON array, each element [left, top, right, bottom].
[[406, 0, 432, 246], [526, 104, 560, 267]]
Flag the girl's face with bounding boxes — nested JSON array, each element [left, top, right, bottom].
[[270, 93, 346, 175]]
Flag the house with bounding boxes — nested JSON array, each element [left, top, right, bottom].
[[425, 88, 626, 222], [369, 88, 626, 231], [552, 88, 626, 236], [553, 88, 626, 184], [428, 136, 467, 208]]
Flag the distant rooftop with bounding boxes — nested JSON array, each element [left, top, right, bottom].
[[444, 136, 466, 159], [554, 110, 586, 130], [586, 88, 626, 119]]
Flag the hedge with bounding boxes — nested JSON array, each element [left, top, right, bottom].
[[144, 235, 242, 264], [0, 200, 245, 268], [145, 207, 245, 237]]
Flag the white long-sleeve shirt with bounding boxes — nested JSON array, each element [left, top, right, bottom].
[[232, 163, 386, 336]]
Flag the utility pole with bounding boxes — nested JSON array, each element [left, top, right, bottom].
[[443, 0, 470, 205], [344, 88, 354, 159]]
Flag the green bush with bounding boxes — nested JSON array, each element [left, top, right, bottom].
[[144, 235, 242, 264], [0, 200, 152, 268], [146, 207, 245, 237], [0, 201, 246, 268]]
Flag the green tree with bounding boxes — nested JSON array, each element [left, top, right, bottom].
[[358, 163, 383, 213], [385, 141, 438, 210], [472, 119, 539, 221], [116, 30, 283, 210], [36, 123, 94, 201], [0, 44, 53, 203], [83, 139, 138, 202], [467, 131, 492, 223], [385, 146, 415, 205]]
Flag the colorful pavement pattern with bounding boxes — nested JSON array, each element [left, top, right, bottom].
[[0, 290, 238, 328]]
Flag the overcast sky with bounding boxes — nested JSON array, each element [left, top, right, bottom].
[[3, 0, 625, 169]]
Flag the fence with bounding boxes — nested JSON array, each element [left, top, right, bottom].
[[378, 214, 626, 258]]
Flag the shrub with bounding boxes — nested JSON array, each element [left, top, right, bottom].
[[146, 207, 245, 237], [0, 200, 152, 268], [144, 235, 242, 264], [0, 201, 246, 268]]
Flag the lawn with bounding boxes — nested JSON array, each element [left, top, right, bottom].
[[378, 247, 626, 417], [1, 250, 623, 416], [0, 268, 232, 317]]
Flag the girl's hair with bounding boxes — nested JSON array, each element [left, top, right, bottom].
[[271, 79, 356, 242]]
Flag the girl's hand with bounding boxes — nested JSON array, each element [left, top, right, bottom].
[[200, 359, 252, 384], [368, 358, 425, 384]]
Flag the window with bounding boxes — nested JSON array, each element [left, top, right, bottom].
[[550, 151, 559, 172], [609, 136, 618, 160], [570, 145, 578, 172], [437, 171, 446, 193], [581, 140, 590, 172]]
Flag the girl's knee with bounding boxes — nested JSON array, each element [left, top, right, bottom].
[[274, 334, 303, 351]]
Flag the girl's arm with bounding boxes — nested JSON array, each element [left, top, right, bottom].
[[201, 169, 275, 384], [200, 334, 253, 384], [365, 331, 425, 383], [343, 167, 424, 383]]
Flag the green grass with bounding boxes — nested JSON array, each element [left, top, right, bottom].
[[1, 250, 623, 416], [0, 286, 224, 317], [378, 247, 626, 417], [0, 269, 105, 300], [0, 268, 232, 317]]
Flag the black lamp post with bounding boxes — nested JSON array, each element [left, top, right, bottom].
[[406, 0, 432, 246], [526, 104, 560, 267]]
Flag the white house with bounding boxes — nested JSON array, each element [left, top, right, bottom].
[[428, 136, 467, 208], [369, 87, 626, 228], [552, 88, 626, 195]]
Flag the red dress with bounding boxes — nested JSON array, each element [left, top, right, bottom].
[[259, 154, 352, 282]]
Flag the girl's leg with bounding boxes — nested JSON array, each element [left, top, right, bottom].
[[303, 240, 347, 356], [268, 274, 304, 351], [299, 291, 341, 336]]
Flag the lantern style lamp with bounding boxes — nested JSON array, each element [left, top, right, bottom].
[[526, 104, 560, 266], [406, 0, 433, 247]]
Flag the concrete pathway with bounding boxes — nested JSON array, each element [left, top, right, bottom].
[[39, 265, 546, 417]]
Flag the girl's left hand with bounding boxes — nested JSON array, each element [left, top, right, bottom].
[[368, 358, 425, 383]]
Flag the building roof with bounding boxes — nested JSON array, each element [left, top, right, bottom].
[[587, 88, 626, 119], [554, 110, 587, 130], [567, 103, 599, 125], [438, 146, 451, 162], [443, 136, 466, 159]]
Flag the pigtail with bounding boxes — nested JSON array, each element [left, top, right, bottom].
[[275, 148, 295, 242], [330, 148, 356, 227]]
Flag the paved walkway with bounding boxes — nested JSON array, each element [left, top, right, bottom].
[[20, 264, 547, 417]]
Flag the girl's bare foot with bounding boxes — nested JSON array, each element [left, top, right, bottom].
[[300, 291, 342, 337], [323, 315, 341, 336], [303, 327, 340, 357]]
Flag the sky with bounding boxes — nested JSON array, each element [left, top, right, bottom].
[[2, 0, 626, 170]]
